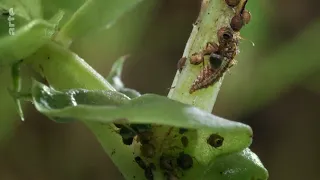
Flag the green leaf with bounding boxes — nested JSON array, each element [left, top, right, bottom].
[[203, 148, 269, 180], [0, 0, 42, 20], [106, 55, 141, 98], [0, 20, 56, 66], [31, 80, 130, 123], [106, 55, 127, 90], [54, 0, 144, 47], [30, 80, 252, 157]]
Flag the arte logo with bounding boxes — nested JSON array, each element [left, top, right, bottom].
[[7, 8, 15, 35]]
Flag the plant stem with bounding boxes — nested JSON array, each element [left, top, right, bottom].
[[167, 0, 237, 178], [168, 0, 234, 111]]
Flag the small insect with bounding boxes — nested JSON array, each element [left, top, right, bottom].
[[230, 14, 244, 31], [141, 143, 156, 158], [178, 128, 188, 134], [160, 155, 175, 171], [135, 156, 147, 170], [202, 42, 219, 55], [209, 53, 223, 69], [181, 136, 189, 148], [224, 0, 240, 7], [242, 10, 251, 24], [207, 134, 224, 148], [122, 137, 134, 145], [190, 52, 204, 65], [177, 57, 187, 72], [144, 165, 154, 180], [189, 27, 239, 93], [176, 152, 193, 170]]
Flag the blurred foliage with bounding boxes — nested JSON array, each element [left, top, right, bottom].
[[0, 0, 319, 179]]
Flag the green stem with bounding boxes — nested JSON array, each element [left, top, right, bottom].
[[167, 0, 237, 178], [168, 0, 234, 110]]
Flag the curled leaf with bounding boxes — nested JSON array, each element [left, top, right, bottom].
[[31, 80, 252, 155]]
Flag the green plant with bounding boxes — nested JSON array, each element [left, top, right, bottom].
[[0, 0, 268, 179]]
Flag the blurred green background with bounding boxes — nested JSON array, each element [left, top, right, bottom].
[[0, 0, 319, 179]]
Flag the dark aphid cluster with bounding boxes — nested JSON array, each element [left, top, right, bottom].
[[114, 123, 152, 146], [207, 133, 224, 148], [159, 151, 195, 180], [160, 155, 182, 180], [134, 156, 156, 180]]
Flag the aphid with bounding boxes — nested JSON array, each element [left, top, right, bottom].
[[160, 155, 175, 171], [178, 128, 188, 134], [122, 137, 134, 145], [181, 136, 189, 148], [190, 52, 204, 65], [224, 0, 240, 7], [242, 10, 251, 24], [176, 152, 193, 170], [144, 166, 154, 180], [230, 14, 244, 31], [203, 42, 219, 55], [135, 156, 147, 170], [177, 57, 187, 72], [207, 134, 224, 148], [141, 143, 156, 158]]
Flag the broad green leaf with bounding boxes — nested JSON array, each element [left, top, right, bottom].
[[202, 148, 268, 180], [0, 20, 56, 66], [30, 80, 252, 157], [54, 0, 144, 47], [106, 55, 141, 98]]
